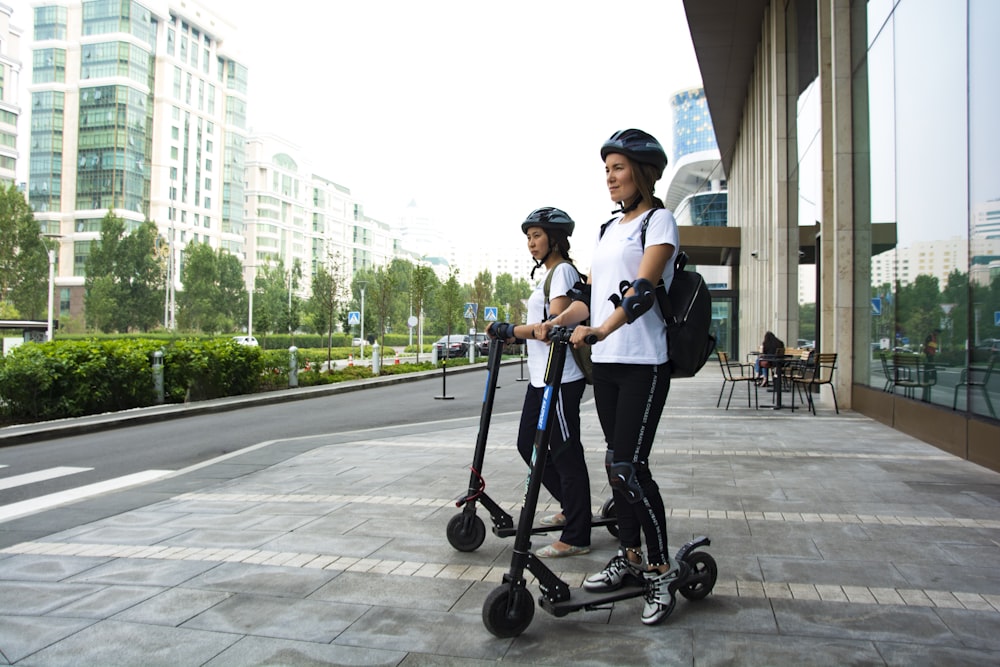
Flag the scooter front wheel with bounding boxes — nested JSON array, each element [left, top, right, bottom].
[[679, 550, 718, 601], [447, 512, 486, 552], [483, 583, 535, 638], [599, 497, 619, 538]]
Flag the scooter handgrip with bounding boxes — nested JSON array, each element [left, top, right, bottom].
[[584, 333, 598, 345]]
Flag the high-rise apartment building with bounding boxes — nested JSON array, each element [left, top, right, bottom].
[[28, 0, 247, 321], [0, 3, 21, 185], [243, 132, 402, 295]]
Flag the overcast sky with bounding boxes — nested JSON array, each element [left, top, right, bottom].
[[9, 0, 703, 258]]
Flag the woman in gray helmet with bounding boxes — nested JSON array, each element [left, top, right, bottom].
[[543, 129, 681, 625], [489, 207, 592, 558]]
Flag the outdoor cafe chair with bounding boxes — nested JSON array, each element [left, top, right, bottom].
[[892, 353, 936, 402], [952, 355, 996, 418], [790, 352, 838, 415], [716, 351, 759, 410]]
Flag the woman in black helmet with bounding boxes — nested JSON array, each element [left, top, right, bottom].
[[543, 129, 681, 624], [489, 207, 592, 558]]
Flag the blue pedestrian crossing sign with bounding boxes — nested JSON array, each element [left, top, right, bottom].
[[995, 311, 1000, 326], [871, 297, 881, 316], [348, 311, 360, 325], [484, 306, 498, 322], [464, 303, 477, 320]]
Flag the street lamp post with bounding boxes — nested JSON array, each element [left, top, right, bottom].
[[359, 282, 367, 361], [47, 249, 55, 341]]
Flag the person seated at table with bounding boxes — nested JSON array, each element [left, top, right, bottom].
[[755, 331, 784, 386]]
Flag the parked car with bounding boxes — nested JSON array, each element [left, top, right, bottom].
[[233, 335, 259, 346], [433, 335, 469, 358], [471, 333, 489, 356]]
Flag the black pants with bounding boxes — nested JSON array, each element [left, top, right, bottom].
[[515, 379, 592, 547], [593, 362, 671, 566]]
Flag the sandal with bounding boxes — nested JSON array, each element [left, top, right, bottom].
[[536, 544, 590, 558]]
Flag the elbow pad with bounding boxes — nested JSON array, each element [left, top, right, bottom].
[[566, 281, 591, 308], [620, 278, 656, 323]]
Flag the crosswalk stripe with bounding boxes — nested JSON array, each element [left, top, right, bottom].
[[0, 466, 93, 491], [0, 470, 172, 523]]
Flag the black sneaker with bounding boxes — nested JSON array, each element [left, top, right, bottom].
[[641, 558, 683, 625], [583, 549, 642, 592]]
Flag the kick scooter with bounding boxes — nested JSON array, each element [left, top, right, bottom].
[[481, 326, 717, 637], [447, 333, 617, 552]]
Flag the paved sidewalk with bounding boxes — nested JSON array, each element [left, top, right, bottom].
[[2, 369, 1000, 665]]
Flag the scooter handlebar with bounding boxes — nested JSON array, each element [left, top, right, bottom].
[[583, 333, 598, 345]]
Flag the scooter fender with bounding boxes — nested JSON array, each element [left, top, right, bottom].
[[675, 535, 711, 562]]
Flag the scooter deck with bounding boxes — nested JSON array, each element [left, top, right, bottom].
[[493, 515, 617, 538], [539, 582, 646, 617]]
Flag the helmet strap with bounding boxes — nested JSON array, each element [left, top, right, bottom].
[[530, 249, 551, 279], [612, 194, 642, 215]]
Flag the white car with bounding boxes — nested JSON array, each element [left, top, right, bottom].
[[233, 335, 259, 346]]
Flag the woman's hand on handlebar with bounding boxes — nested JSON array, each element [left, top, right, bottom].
[[570, 325, 603, 347]]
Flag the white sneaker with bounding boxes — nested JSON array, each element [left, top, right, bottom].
[[583, 549, 642, 592], [641, 558, 682, 625]]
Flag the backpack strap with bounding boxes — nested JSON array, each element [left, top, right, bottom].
[[598, 209, 656, 247], [542, 261, 582, 320]]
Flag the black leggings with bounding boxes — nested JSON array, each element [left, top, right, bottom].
[[515, 379, 592, 547], [592, 362, 671, 566]]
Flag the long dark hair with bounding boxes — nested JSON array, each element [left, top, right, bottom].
[[631, 159, 665, 210], [546, 229, 573, 263]]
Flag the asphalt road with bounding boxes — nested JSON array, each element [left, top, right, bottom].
[[0, 365, 539, 509]]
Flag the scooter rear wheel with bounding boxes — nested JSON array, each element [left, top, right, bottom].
[[446, 512, 486, 552], [599, 497, 619, 538], [679, 550, 717, 601], [483, 583, 535, 638]]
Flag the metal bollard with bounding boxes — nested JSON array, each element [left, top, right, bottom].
[[372, 342, 381, 375], [152, 350, 164, 405], [289, 346, 298, 388]]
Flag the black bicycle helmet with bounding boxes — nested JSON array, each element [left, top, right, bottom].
[[520, 207, 575, 235], [600, 129, 668, 173]]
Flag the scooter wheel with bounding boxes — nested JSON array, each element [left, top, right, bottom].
[[599, 497, 619, 538], [679, 551, 718, 601], [446, 512, 486, 552], [482, 583, 535, 638]]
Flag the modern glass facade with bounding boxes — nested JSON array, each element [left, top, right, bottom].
[[851, 0, 1000, 420], [671, 88, 717, 162]]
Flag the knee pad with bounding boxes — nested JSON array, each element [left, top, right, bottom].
[[605, 451, 645, 504]]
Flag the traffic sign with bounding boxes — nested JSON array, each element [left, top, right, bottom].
[[464, 303, 477, 319], [995, 311, 1000, 327], [484, 306, 498, 322], [871, 297, 881, 316], [348, 311, 360, 325]]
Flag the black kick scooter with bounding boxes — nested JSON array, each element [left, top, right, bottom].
[[447, 334, 618, 552], [482, 326, 717, 637]]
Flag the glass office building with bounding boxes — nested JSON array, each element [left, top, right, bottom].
[[684, 0, 1000, 470], [29, 0, 248, 321]]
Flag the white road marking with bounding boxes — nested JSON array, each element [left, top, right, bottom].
[[0, 466, 93, 491], [0, 470, 173, 523]]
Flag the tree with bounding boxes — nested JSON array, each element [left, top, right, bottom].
[[370, 264, 396, 359], [0, 184, 50, 320], [495, 272, 530, 328], [177, 243, 246, 333], [897, 274, 941, 350], [308, 252, 347, 365], [469, 269, 493, 334], [410, 264, 436, 360], [439, 269, 464, 340], [84, 212, 164, 332]]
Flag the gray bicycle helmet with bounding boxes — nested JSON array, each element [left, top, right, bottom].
[[520, 207, 575, 235], [600, 129, 668, 173]]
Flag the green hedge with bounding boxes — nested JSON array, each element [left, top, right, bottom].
[[0, 337, 480, 425]]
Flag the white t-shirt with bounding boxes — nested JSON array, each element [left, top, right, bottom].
[[589, 208, 680, 365], [526, 262, 585, 388]]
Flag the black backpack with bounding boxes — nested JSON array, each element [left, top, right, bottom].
[[599, 211, 717, 378], [543, 262, 594, 384]]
